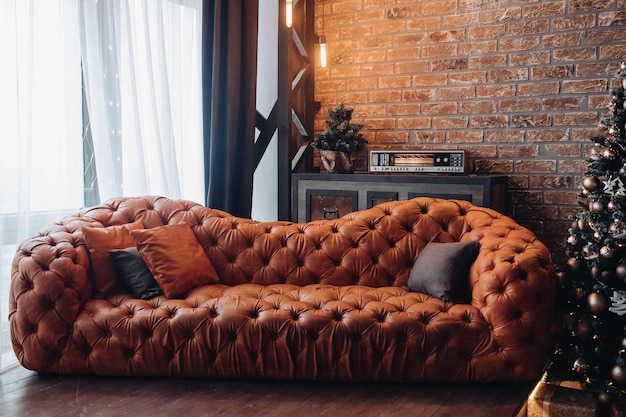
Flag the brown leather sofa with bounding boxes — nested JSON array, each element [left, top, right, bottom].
[[10, 195, 555, 382]]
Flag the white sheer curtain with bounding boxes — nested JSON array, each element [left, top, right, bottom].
[[0, 0, 84, 372], [0, 0, 204, 372], [80, 0, 204, 202]]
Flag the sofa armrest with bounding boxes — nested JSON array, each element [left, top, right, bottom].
[[466, 214, 555, 377], [9, 221, 92, 371]]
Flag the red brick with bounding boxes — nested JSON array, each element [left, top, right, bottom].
[[510, 51, 551, 66], [458, 40, 497, 55], [361, 36, 393, 49], [544, 143, 583, 157], [422, 102, 458, 115], [531, 65, 574, 79], [552, 15, 596, 30], [365, 118, 396, 130], [443, 12, 479, 28], [379, 76, 412, 88], [542, 97, 584, 110], [518, 82, 560, 96], [361, 63, 395, 76], [459, 100, 496, 114], [516, 205, 559, 220], [394, 61, 429, 74], [515, 160, 557, 173], [374, 131, 409, 143], [554, 112, 601, 126], [562, 79, 608, 94], [486, 130, 525, 143], [499, 145, 540, 158], [406, 16, 442, 31], [449, 71, 487, 84], [387, 104, 421, 116], [527, 129, 569, 142], [448, 131, 484, 143], [508, 19, 549, 35], [336, 92, 369, 104], [432, 116, 470, 129], [431, 58, 468, 71], [397, 118, 431, 129], [544, 191, 578, 205], [510, 190, 544, 204], [542, 32, 585, 48], [422, 0, 457, 15], [392, 33, 426, 46], [439, 87, 476, 100], [469, 115, 508, 129], [523, 2, 565, 18], [529, 176, 573, 189], [412, 74, 448, 87], [402, 89, 436, 101], [511, 114, 553, 128], [482, 7, 522, 23], [473, 159, 514, 173], [558, 159, 588, 174], [598, 11, 626, 27], [570, 0, 613, 11], [354, 50, 386, 63], [499, 36, 540, 52], [477, 84, 516, 97], [467, 25, 505, 40], [429, 30, 465, 43], [421, 44, 458, 58], [369, 90, 402, 102], [552, 47, 596, 61], [500, 99, 541, 112], [490, 68, 529, 82], [410, 131, 446, 144]]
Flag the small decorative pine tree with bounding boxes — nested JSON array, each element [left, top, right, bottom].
[[311, 103, 367, 153], [551, 62, 626, 405], [311, 104, 368, 173]]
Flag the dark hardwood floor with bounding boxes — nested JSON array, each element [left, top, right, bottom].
[[0, 365, 533, 417]]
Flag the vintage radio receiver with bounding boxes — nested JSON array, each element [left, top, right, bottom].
[[369, 150, 466, 173]]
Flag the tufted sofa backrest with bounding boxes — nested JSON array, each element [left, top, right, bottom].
[[66, 195, 548, 294]]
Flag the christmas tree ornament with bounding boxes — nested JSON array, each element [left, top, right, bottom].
[[609, 220, 626, 238], [617, 264, 626, 280], [582, 242, 600, 259], [583, 176, 601, 191], [603, 147, 617, 160], [594, 230, 604, 241], [598, 391, 612, 405], [612, 364, 626, 383], [608, 200, 621, 212], [573, 357, 590, 374], [567, 234, 579, 245], [567, 257, 582, 271], [575, 319, 594, 340], [590, 146, 604, 160], [590, 200, 605, 212], [588, 292, 609, 313], [578, 218, 588, 231], [602, 245, 614, 256]]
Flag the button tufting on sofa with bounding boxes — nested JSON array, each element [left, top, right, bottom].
[[9, 195, 556, 382]]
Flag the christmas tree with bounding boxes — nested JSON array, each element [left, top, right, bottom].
[[551, 62, 626, 404]]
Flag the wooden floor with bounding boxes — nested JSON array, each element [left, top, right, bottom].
[[0, 365, 533, 417]]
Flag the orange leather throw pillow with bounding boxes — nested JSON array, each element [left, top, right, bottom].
[[82, 220, 145, 298], [130, 223, 219, 298]]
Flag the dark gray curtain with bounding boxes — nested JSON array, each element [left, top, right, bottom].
[[202, 1, 259, 217]]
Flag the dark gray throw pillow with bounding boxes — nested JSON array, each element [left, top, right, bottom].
[[407, 240, 480, 303], [109, 247, 163, 300]]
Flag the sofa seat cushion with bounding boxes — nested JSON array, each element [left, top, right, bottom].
[[60, 283, 505, 381]]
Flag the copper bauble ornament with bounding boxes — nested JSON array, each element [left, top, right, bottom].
[[567, 235, 579, 245], [594, 230, 604, 241], [590, 146, 603, 161], [603, 147, 617, 160], [588, 292, 609, 313], [590, 200, 605, 212], [567, 257, 582, 271], [617, 264, 626, 280], [608, 200, 621, 212], [622, 337, 626, 349], [591, 265, 601, 278], [574, 287, 587, 300], [572, 357, 589, 374], [612, 364, 626, 383], [578, 218, 588, 231], [583, 176, 601, 191], [582, 242, 599, 259], [601, 245, 615, 258], [575, 319, 593, 340], [598, 391, 612, 405]]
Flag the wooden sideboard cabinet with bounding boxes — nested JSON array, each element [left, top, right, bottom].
[[291, 173, 507, 223]]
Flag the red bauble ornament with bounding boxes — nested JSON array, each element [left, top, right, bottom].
[[588, 292, 609, 313], [583, 176, 601, 191]]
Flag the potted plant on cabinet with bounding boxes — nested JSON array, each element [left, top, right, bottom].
[[311, 104, 368, 173]]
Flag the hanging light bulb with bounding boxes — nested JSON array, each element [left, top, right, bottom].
[[286, 0, 293, 28], [319, 34, 327, 68]]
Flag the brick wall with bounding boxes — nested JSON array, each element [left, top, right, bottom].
[[313, 0, 626, 262]]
